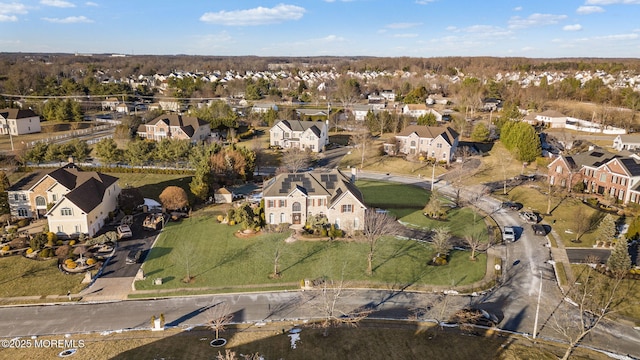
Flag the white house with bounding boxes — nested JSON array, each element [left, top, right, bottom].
[[8, 163, 121, 238], [535, 110, 567, 128], [384, 125, 459, 164], [613, 134, 640, 151], [262, 170, 366, 233], [137, 114, 211, 143], [402, 104, 430, 117], [0, 108, 41, 135], [269, 120, 329, 153], [251, 103, 278, 113], [351, 104, 377, 121], [380, 90, 396, 101]]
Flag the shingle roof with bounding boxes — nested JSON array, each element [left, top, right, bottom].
[[537, 110, 566, 118], [263, 169, 364, 207], [146, 114, 208, 138], [278, 120, 324, 133], [41, 164, 118, 213], [568, 148, 619, 168], [396, 125, 459, 145], [0, 108, 38, 120], [8, 171, 47, 191]]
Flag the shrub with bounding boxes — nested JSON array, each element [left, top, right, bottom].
[[1, 245, 9, 252], [432, 256, 448, 266], [56, 245, 71, 259], [47, 232, 58, 244], [69, 240, 76, 246], [86, 258, 96, 265], [217, 215, 224, 223], [26, 248, 34, 254], [17, 219, 30, 228], [228, 220, 236, 226], [320, 228, 328, 237], [66, 262, 77, 269], [56, 240, 63, 246], [328, 224, 343, 239], [39, 248, 53, 258]]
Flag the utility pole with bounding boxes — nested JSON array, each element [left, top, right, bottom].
[[431, 160, 436, 191], [533, 270, 543, 339]]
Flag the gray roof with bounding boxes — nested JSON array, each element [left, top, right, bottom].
[[0, 108, 38, 120], [567, 149, 619, 169], [276, 120, 325, 137], [263, 169, 364, 206], [145, 114, 208, 137], [396, 125, 459, 146]]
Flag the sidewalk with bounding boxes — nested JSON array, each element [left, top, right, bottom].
[[548, 228, 575, 293]]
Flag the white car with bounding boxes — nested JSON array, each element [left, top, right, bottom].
[[503, 226, 515, 242], [117, 225, 132, 239]]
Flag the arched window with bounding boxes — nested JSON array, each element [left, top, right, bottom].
[[335, 218, 340, 229], [410, 140, 416, 147], [292, 202, 301, 212], [35, 196, 46, 207]]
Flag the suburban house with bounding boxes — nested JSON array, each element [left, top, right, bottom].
[[547, 148, 640, 204], [351, 104, 377, 121], [384, 125, 460, 164], [137, 114, 211, 143], [0, 108, 41, 135], [613, 134, 640, 151], [262, 169, 366, 232], [402, 104, 430, 117], [535, 110, 567, 128], [158, 98, 181, 112], [380, 90, 396, 101], [251, 103, 278, 113], [8, 162, 121, 237], [269, 120, 329, 153], [115, 103, 133, 114], [101, 97, 119, 111]]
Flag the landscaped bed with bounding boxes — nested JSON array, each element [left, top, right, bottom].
[[136, 214, 487, 292]]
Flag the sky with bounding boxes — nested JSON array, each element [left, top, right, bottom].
[[1, 0, 639, 58]]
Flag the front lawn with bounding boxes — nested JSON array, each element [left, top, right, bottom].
[[0, 256, 86, 298], [137, 214, 486, 291], [356, 179, 429, 218], [401, 207, 490, 241], [106, 173, 193, 202]]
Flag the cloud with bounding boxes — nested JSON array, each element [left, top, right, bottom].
[[415, 0, 435, 4], [386, 22, 421, 29], [563, 24, 583, 31], [513, 6, 523, 11], [85, 1, 98, 6], [508, 13, 568, 29], [446, 24, 513, 38], [200, 4, 305, 25], [40, 0, 75, 8], [393, 33, 419, 38], [586, 0, 640, 4], [319, 35, 345, 42], [0, 2, 28, 14], [0, 14, 17, 21], [577, 5, 605, 14], [42, 15, 93, 23]]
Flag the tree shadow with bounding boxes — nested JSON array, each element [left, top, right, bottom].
[[279, 243, 326, 275], [144, 246, 172, 262]]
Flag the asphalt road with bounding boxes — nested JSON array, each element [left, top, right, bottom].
[[566, 248, 611, 264]]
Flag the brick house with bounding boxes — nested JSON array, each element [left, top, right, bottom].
[[547, 148, 640, 204], [8, 163, 120, 237], [262, 170, 366, 233], [137, 114, 211, 143], [383, 125, 459, 164]]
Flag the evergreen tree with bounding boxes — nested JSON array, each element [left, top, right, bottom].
[[607, 236, 631, 276], [471, 122, 490, 142], [0, 171, 10, 215], [596, 214, 617, 243]]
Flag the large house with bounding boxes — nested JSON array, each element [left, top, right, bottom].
[[269, 120, 329, 153], [384, 125, 459, 164], [0, 108, 41, 135], [137, 114, 211, 143], [547, 148, 640, 205], [262, 169, 366, 232], [613, 134, 640, 151], [8, 163, 121, 237]]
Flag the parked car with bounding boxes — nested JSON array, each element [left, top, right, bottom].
[[519, 211, 538, 224], [532, 224, 546, 236], [117, 225, 132, 239], [126, 249, 142, 264], [503, 226, 516, 242], [501, 201, 523, 211]]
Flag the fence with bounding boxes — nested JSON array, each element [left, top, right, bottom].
[[26, 124, 116, 147]]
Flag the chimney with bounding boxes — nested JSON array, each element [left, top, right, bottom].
[[68, 156, 74, 164]]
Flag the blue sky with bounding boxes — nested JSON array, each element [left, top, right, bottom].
[[1, 0, 639, 57]]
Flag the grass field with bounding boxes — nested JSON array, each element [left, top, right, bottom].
[[356, 179, 430, 218], [105, 173, 193, 202], [0, 256, 86, 298], [0, 321, 609, 360], [464, 142, 538, 186], [136, 213, 486, 291]]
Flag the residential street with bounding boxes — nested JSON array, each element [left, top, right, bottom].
[[0, 170, 638, 358]]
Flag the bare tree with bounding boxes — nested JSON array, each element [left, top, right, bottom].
[[552, 256, 634, 360], [307, 273, 373, 337], [431, 226, 452, 256], [207, 302, 234, 340], [464, 232, 483, 261], [362, 210, 402, 275], [173, 240, 198, 283], [496, 150, 514, 195], [281, 147, 311, 173], [572, 206, 593, 243], [350, 128, 370, 169]]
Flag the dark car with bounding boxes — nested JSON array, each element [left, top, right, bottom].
[[501, 201, 523, 211], [126, 249, 142, 264], [532, 224, 546, 236], [448, 308, 500, 327]]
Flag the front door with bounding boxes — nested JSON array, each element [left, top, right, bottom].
[[292, 213, 301, 225]]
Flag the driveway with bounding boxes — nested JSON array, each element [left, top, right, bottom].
[[566, 248, 611, 264]]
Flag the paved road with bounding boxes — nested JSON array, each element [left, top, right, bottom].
[[566, 248, 611, 264], [0, 171, 639, 357]]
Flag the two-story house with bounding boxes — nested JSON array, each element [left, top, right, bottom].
[[269, 120, 329, 153], [137, 114, 211, 143], [384, 125, 459, 164], [8, 162, 120, 238], [613, 134, 640, 151], [535, 110, 567, 128], [547, 148, 640, 204], [262, 169, 366, 233], [0, 108, 41, 135]]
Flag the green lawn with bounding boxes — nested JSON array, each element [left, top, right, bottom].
[[356, 179, 430, 218], [0, 256, 86, 297], [106, 173, 193, 202], [401, 207, 490, 241], [137, 214, 486, 291]]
